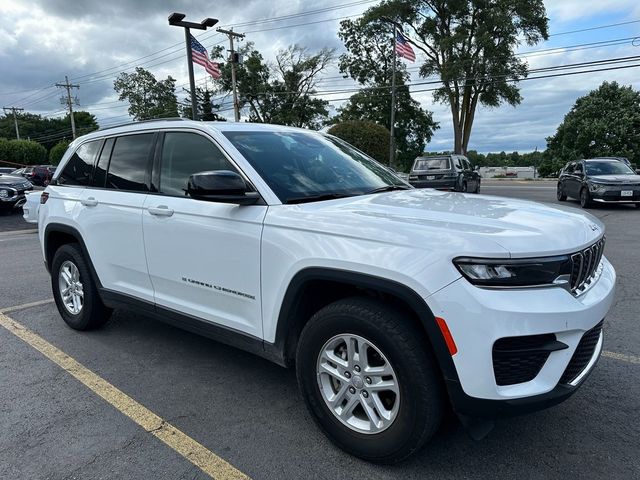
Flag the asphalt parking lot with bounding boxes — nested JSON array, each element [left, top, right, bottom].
[[1, 180, 638, 479]]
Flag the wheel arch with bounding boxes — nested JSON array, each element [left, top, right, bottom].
[[273, 267, 459, 385], [44, 223, 103, 289]]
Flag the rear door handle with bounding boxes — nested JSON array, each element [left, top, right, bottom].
[[81, 197, 98, 207], [148, 206, 174, 217]]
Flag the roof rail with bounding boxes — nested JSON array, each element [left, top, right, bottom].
[[98, 117, 191, 132]]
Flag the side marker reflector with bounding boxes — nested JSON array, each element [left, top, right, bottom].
[[435, 317, 458, 356]]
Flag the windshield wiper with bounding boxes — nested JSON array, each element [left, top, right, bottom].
[[364, 185, 411, 195], [284, 193, 355, 205]]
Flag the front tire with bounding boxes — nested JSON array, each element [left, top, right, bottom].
[[52, 243, 112, 330], [580, 187, 592, 208], [557, 184, 567, 201], [475, 180, 481, 194], [296, 297, 444, 464]]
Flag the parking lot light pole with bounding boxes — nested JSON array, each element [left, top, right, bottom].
[[168, 13, 218, 121]]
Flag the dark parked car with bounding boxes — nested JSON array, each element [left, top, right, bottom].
[[408, 155, 480, 193], [23, 165, 55, 186], [0, 174, 33, 213], [557, 158, 640, 208], [0, 167, 15, 174]]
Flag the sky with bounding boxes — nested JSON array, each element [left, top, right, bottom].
[[1, 0, 639, 153]]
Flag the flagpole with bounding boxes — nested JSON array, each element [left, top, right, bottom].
[[184, 27, 198, 120], [389, 25, 397, 167]]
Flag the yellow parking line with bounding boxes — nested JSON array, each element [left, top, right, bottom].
[[0, 312, 249, 480], [601, 350, 640, 365]]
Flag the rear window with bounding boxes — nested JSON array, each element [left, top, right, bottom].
[[413, 157, 451, 171], [57, 140, 102, 186], [106, 134, 154, 191]]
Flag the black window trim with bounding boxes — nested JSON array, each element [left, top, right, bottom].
[[151, 128, 262, 201]]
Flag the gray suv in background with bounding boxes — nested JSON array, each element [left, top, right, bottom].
[[408, 154, 480, 193]]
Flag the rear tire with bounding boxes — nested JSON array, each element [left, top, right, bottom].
[[296, 297, 444, 464], [51, 243, 112, 330], [475, 181, 481, 194]]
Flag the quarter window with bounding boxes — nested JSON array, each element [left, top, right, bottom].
[[160, 132, 238, 197], [107, 134, 154, 191], [58, 140, 102, 186]]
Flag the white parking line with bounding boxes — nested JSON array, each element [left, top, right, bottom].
[[0, 298, 54, 313], [601, 350, 640, 365], [0, 228, 38, 237]]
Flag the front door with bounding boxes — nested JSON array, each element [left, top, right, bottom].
[[142, 130, 267, 338]]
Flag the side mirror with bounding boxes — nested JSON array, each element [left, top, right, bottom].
[[187, 170, 260, 205]]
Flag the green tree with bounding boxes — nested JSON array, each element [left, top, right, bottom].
[[213, 43, 334, 129], [49, 140, 70, 165], [362, 0, 548, 154], [328, 120, 390, 164], [546, 81, 640, 165], [336, 17, 438, 170], [0, 111, 97, 151], [181, 86, 226, 121], [0, 138, 47, 166], [114, 67, 179, 120]]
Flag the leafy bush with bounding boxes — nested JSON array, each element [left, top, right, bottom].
[[327, 120, 390, 164], [0, 138, 47, 166], [49, 140, 70, 165]]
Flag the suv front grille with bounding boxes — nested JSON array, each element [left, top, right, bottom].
[[492, 334, 566, 386], [559, 320, 604, 384], [570, 237, 605, 295]]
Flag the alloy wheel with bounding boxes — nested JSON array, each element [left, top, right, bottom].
[[58, 260, 84, 315], [316, 334, 400, 434]]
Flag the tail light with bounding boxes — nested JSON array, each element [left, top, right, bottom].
[[40, 192, 49, 204]]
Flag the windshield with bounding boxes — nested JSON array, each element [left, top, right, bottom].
[[222, 130, 407, 203], [586, 161, 635, 176], [413, 157, 451, 171]]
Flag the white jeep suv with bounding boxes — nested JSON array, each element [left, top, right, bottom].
[[39, 119, 616, 463]]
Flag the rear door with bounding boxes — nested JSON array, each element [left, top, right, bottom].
[[142, 130, 266, 338], [76, 132, 156, 302]]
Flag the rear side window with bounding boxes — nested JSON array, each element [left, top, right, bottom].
[[159, 132, 238, 197], [58, 140, 102, 186], [106, 134, 154, 191]]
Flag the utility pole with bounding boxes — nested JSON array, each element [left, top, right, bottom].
[[3, 106, 24, 140], [217, 27, 245, 122], [168, 13, 218, 121], [56, 76, 80, 139]]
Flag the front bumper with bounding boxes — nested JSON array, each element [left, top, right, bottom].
[[590, 189, 640, 203], [428, 257, 615, 417]]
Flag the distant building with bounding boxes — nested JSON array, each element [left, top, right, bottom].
[[479, 166, 536, 179]]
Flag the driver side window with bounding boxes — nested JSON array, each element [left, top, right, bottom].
[[160, 132, 238, 197]]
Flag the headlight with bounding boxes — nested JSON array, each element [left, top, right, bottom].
[[588, 182, 605, 193], [0, 189, 8, 198], [453, 256, 572, 288]]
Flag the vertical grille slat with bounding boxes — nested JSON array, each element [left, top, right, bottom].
[[569, 237, 605, 296]]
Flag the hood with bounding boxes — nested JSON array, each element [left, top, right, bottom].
[[268, 189, 604, 258], [589, 174, 640, 184], [0, 175, 30, 186]]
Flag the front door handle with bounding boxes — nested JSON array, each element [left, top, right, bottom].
[[81, 197, 98, 207], [148, 206, 174, 217]]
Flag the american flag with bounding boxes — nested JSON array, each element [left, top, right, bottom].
[[395, 31, 416, 62], [190, 34, 221, 79]]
